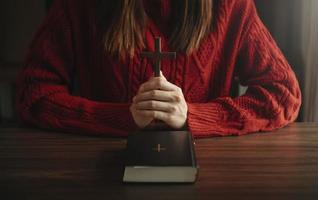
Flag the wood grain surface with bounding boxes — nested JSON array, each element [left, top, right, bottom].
[[1, 123, 318, 200]]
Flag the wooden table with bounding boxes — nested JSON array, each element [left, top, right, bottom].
[[1, 123, 318, 200]]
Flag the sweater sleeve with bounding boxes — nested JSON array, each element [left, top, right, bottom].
[[16, 0, 137, 136], [187, 0, 301, 137]]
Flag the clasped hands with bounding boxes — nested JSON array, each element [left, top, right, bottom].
[[130, 72, 188, 130]]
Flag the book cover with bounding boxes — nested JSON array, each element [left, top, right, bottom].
[[123, 130, 198, 183]]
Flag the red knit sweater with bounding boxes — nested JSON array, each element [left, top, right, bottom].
[[16, 0, 301, 137]]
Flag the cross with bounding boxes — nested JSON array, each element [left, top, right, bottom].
[[141, 37, 176, 77], [152, 144, 166, 153]]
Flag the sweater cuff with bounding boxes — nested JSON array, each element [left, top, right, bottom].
[[187, 102, 225, 137]]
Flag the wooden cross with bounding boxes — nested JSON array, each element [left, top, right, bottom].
[[141, 37, 176, 77], [152, 144, 166, 153]]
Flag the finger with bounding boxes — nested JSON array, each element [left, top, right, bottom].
[[139, 77, 179, 93], [159, 71, 166, 80], [135, 100, 176, 113], [134, 90, 176, 103], [129, 103, 138, 113], [152, 71, 166, 80], [139, 110, 171, 124]]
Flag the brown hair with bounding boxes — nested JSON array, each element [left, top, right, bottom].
[[98, 0, 214, 59]]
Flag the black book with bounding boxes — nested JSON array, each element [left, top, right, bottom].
[[123, 130, 198, 183]]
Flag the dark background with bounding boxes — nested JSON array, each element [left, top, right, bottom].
[[0, 0, 307, 124]]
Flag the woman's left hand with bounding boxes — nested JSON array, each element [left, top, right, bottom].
[[132, 74, 188, 130]]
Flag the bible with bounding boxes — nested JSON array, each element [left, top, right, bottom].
[[123, 130, 198, 183]]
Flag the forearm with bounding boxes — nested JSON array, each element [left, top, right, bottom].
[[187, 84, 301, 137], [18, 91, 137, 136]]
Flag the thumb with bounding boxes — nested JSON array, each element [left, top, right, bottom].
[[159, 71, 166, 80]]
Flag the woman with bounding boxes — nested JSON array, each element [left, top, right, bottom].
[[16, 0, 301, 137]]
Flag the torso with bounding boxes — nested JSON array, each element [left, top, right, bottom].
[[71, 0, 239, 104]]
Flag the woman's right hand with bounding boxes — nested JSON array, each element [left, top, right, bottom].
[[130, 72, 188, 130]]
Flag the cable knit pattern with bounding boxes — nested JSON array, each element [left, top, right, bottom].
[[16, 0, 301, 137]]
